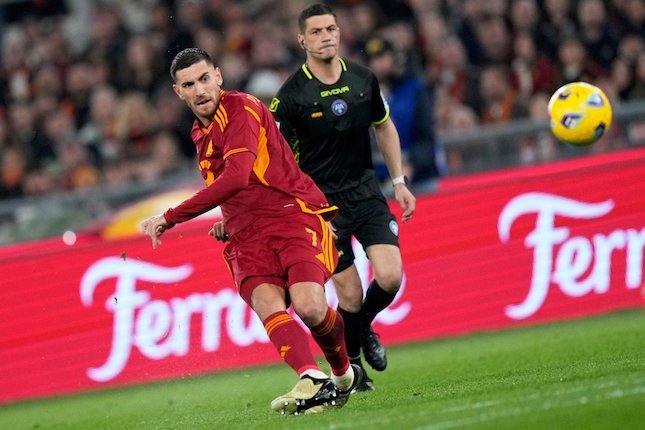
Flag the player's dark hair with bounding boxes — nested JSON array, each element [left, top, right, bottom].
[[170, 48, 214, 82], [298, 3, 336, 33]]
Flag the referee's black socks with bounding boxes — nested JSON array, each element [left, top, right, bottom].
[[337, 306, 362, 360], [362, 280, 397, 329]]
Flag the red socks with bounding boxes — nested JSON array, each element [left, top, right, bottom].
[[263, 308, 350, 377], [263, 311, 318, 375], [310, 308, 350, 377]]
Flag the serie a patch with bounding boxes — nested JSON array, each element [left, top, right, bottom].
[[331, 99, 348, 116], [389, 220, 399, 236]]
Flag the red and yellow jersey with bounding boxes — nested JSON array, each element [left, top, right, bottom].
[[165, 90, 336, 235]]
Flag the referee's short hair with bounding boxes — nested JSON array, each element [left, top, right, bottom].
[[298, 3, 336, 33]]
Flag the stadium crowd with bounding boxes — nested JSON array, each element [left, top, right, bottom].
[[1, 0, 644, 199]]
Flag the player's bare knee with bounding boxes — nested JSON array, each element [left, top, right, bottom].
[[293, 302, 326, 327], [250, 295, 273, 315], [375, 272, 402, 294], [336, 287, 363, 312]]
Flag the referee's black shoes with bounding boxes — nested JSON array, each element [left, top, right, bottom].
[[361, 326, 387, 371]]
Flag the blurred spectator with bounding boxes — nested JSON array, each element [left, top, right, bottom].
[[475, 14, 512, 64], [476, 64, 527, 125], [348, 2, 385, 52], [612, 57, 635, 100], [365, 36, 446, 194], [417, 11, 448, 62], [0, 145, 27, 198], [8, 100, 56, 169], [80, 4, 129, 85], [114, 92, 157, 161], [152, 88, 196, 161], [427, 34, 479, 109], [522, 92, 558, 163], [137, 130, 187, 183], [117, 34, 165, 95], [576, 0, 619, 69], [454, 0, 487, 66], [57, 139, 102, 191], [629, 52, 645, 100], [511, 32, 556, 104], [537, 0, 577, 58], [78, 84, 120, 167], [62, 60, 94, 129], [509, 0, 540, 37], [439, 102, 480, 175], [619, 0, 645, 39], [0, 0, 643, 202], [555, 36, 606, 87]]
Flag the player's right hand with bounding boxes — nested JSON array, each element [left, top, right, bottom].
[[209, 220, 230, 242], [140, 214, 170, 249]]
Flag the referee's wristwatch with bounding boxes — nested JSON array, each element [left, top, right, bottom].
[[392, 175, 409, 187]]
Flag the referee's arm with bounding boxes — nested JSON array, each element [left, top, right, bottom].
[[374, 117, 404, 180], [374, 117, 416, 222]]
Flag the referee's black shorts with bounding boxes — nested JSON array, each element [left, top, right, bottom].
[[327, 176, 400, 274]]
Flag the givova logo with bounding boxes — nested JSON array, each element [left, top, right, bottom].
[[320, 86, 349, 97]]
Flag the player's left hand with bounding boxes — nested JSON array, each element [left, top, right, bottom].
[[140, 214, 170, 249], [327, 221, 338, 240], [394, 184, 416, 222]]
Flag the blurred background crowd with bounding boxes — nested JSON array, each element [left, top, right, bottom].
[[1, 0, 644, 201]]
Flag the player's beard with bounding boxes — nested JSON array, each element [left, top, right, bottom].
[[194, 99, 217, 124]]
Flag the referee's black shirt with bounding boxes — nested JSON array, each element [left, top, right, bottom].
[[270, 58, 389, 195]]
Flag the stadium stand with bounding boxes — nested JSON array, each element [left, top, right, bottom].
[[0, 0, 644, 243]]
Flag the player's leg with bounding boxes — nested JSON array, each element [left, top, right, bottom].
[[246, 280, 321, 377], [361, 244, 403, 371], [333, 265, 364, 365], [329, 210, 375, 391], [353, 183, 402, 373], [331, 265, 375, 391], [226, 226, 335, 415], [270, 211, 360, 414], [288, 275, 362, 408], [288, 268, 349, 378], [242, 279, 335, 415], [363, 244, 403, 325]]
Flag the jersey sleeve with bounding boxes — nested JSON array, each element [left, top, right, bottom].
[[369, 73, 389, 125], [163, 151, 255, 225]]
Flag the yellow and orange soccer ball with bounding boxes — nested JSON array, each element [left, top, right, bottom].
[[547, 82, 612, 146]]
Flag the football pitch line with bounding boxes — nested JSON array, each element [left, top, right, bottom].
[[440, 377, 642, 414], [325, 377, 645, 430], [423, 380, 645, 430]]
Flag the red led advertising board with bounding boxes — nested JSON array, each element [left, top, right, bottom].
[[1, 148, 643, 404]]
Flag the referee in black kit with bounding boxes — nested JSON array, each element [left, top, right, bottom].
[[270, 3, 416, 392]]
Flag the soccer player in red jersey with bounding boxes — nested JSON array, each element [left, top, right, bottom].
[[140, 48, 361, 415]]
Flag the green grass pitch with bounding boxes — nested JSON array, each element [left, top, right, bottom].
[[2, 309, 644, 430]]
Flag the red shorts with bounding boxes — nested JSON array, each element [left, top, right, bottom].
[[223, 209, 338, 305]]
